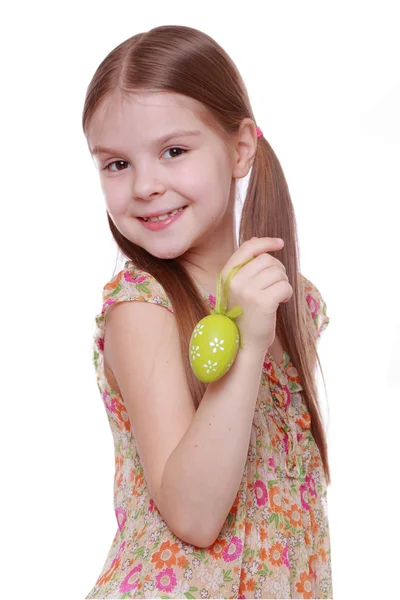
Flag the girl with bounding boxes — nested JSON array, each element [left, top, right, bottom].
[[83, 25, 332, 600]]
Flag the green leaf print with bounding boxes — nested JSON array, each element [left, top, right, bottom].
[[184, 594, 196, 599], [223, 569, 233, 582], [226, 512, 235, 528], [268, 512, 280, 528], [133, 545, 145, 559], [267, 480, 278, 488], [244, 547, 255, 559], [136, 281, 152, 294], [110, 283, 122, 296], [258, 563, 273, 577]]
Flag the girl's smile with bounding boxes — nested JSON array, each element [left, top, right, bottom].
[[137, 204, 189, 231]]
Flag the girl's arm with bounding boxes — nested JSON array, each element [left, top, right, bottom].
[[161, 344, 265, 548], [104, 299, 265, 549]]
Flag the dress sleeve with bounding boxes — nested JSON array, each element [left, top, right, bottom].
[[301, 274, 330, 339], [99, 263, 174, 331]]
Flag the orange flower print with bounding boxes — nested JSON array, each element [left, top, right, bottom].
[[209, 537, 229, 559], [103, 270, 123, 293], [269, 485, 283, 514], [151, 540, 180, 569], [113, 398, 131, 432], [268, 541, 286, 566], [295, 570, 313, 598], [96, 554, 122, 586], [176, 555, 189, 569], [318, 547, 328, 563], [296, 411, 311, 429], [259, 525, 268, 544], [286, 503, 302, 529], [259, 547, 267, 562], [309, 553, 319, 580], [245, 520, 252, 535]]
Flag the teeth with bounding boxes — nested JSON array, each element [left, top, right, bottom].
[[143, 206, 185, 222]]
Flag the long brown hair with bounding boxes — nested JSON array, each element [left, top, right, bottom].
[[82, 25, 331, 486]]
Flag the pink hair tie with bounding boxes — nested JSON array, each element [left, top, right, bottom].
[[256, 126, 263, 138]]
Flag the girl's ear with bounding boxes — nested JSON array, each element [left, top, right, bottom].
[[231, 118, 258, 179]]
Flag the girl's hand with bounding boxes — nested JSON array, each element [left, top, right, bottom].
[[220, 237, 293, 355]]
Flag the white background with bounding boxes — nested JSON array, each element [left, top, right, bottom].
[[1, 1, 399, 598]]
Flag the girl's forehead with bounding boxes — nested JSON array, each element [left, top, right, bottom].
[[87, 90, 207, 147], [99, 90, 202, 122]]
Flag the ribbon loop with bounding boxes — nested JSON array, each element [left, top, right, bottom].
[[210, 257, 255, 348]]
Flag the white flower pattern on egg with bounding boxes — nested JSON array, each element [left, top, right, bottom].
[[203, 360, 218, 374], [193, 323, 204, 338], [190, 345, 201, 361], [209, 337, 224, 353]]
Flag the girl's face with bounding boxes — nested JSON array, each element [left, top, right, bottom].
[[87, 91, 239, 265]]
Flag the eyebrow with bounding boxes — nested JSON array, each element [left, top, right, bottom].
[[90, 129, 202, 156]]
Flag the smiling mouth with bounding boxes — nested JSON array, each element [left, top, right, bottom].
[[139, 205, 188, 222]]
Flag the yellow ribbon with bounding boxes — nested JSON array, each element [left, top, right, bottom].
[[209, 257, 255, 349]]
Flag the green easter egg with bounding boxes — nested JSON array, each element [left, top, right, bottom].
[[189, 314, 240, 383]]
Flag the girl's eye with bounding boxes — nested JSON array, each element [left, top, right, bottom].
[[162, 147, 188, 159], [103, 160, 129, 172], [103, 147, 187, 172]]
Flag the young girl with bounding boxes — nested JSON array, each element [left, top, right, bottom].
[[83, 25, 332, 600]]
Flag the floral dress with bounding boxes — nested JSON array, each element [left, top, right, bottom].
[[86, 260, 333, 599]]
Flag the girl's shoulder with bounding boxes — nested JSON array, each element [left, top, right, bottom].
[[300, 273, 330, 339], [98, 261, 174, 325]]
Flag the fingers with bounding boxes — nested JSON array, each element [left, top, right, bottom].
[[222, 237, 284, 280]]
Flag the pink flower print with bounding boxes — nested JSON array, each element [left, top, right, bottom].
[[111, 541, 126, 566], [222, 536, 243, 562], [119, 564, 143, 593], [306, 473, 317, 498], [283, 433, 289, 455], [102, 389, 116, 413], [268, 456, 276, 474], [282, 544, 290, 568], [155, 567, 178, 593], [306, 292, 319, 320], [254, 480, 268, 507], [101, 297, 116, 315], [149, 498, 155, 513], [124, 271, 147, 284], [97, 336, 104, 352], [300, 483, 310, 511], [281, 385, 291, 408], [115, 506, 127, 531]]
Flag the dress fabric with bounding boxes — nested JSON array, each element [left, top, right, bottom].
[[86, 261, 333, 599]]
